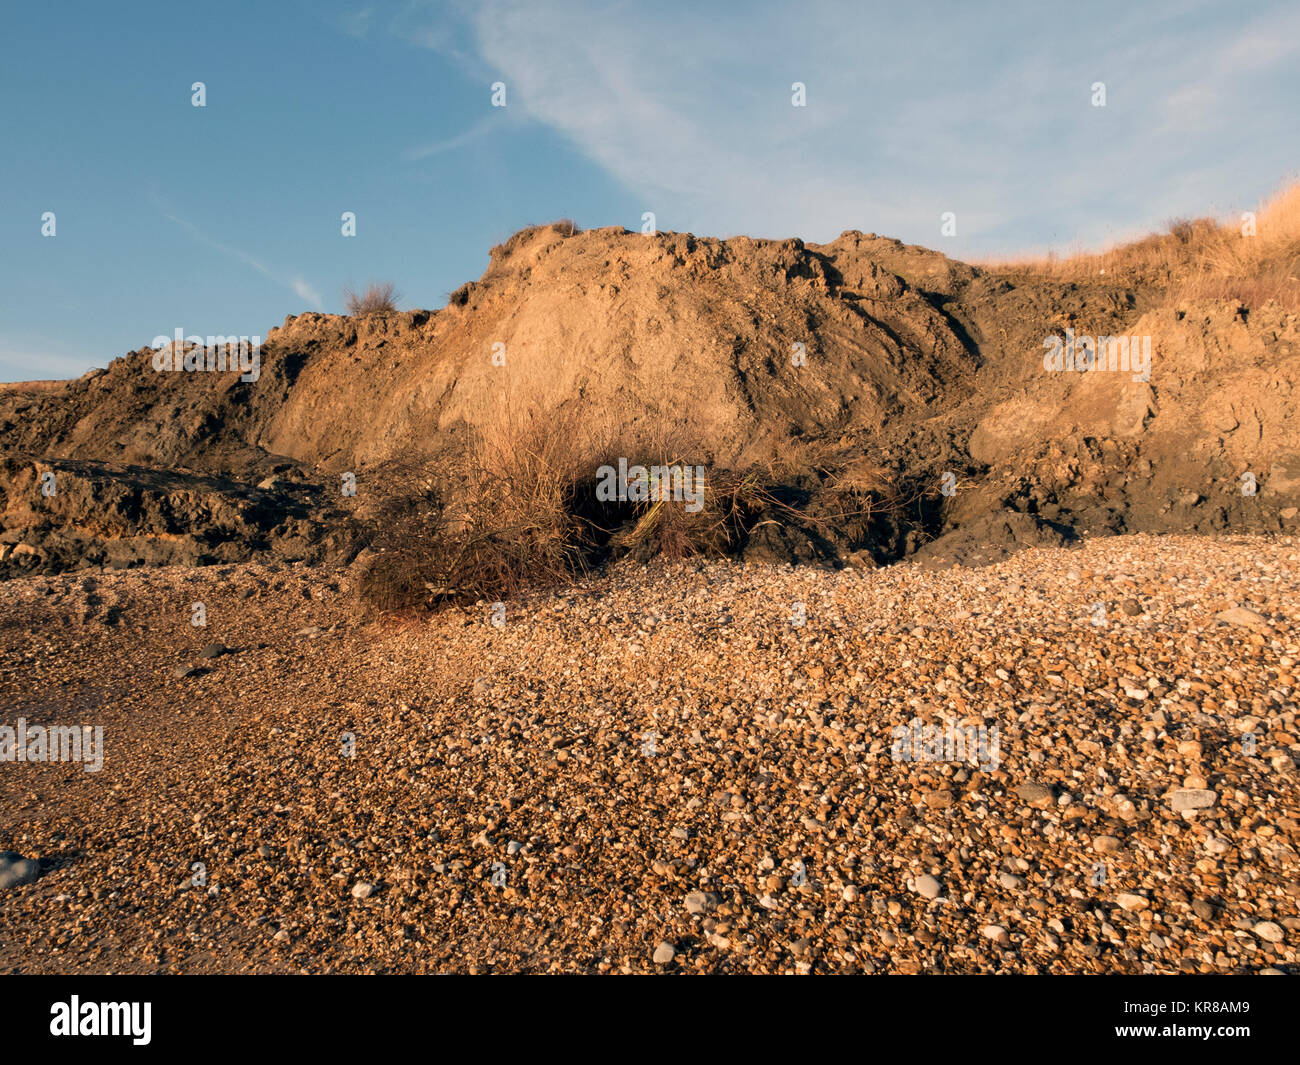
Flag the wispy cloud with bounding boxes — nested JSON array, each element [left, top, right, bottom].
[[341, 6, 375, 39], [400, 0, 1300, 255], [442, 1, 1046, 245], [153, 195, 324, 310], [292, 278, 325, 306], [1221, 8, 1300, 72], [405, 113, 506, 160], [1156, 5, 1300, 135], [386, 0, 478, 70], [0, 337, 100, 382]]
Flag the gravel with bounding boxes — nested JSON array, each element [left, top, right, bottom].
[[0, 534, 1297, 973]]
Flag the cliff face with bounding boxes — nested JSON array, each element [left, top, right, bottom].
[[3, 219, 1298, 574]]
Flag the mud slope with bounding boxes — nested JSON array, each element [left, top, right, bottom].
[[2, 220, 1298, 575]]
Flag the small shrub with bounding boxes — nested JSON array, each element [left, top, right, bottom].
[[355, 409, 593, 613], [343, 282, 400, 316], [354, 405, 916, 613]]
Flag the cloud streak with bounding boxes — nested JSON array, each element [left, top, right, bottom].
[[0, 337, 99, 381], [405, 113, 507, 160], [154, 196, 325, 310]]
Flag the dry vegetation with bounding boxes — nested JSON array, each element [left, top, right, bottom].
[[343, 282, 401, 316], [981, 181, 1300, 309], [352, 399, 908, 613]]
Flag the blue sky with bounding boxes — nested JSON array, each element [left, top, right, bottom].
[[2, 0, 1297, 380]]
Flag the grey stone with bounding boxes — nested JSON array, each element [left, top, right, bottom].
[[1169, 789, 1216, 812], [684, 890, 719, 914]]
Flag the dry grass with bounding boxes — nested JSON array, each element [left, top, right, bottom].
[[354, 403, 915, 612], [979, 180, 1300, 309], [355, 407, 592, 612], [354, 382, 917, 612], [343, 282, 401, 316]]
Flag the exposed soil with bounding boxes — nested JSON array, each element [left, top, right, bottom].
[[3, 222, 1297, 577]]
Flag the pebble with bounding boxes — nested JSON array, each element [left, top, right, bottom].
[[1253, 921, 1285, 944], [981, 924, 1009, 944], [1016, 783, 1054, 808], [913, 875, 943, 900], [1192, 899, 1218, 921], [684, 890, 718, 914], [1169, 789, 1217, 812], [1214, 607, 1270, 631], [652, 942, 676, 965]]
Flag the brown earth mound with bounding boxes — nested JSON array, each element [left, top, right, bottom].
[[3, 202, 1299, 582]]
